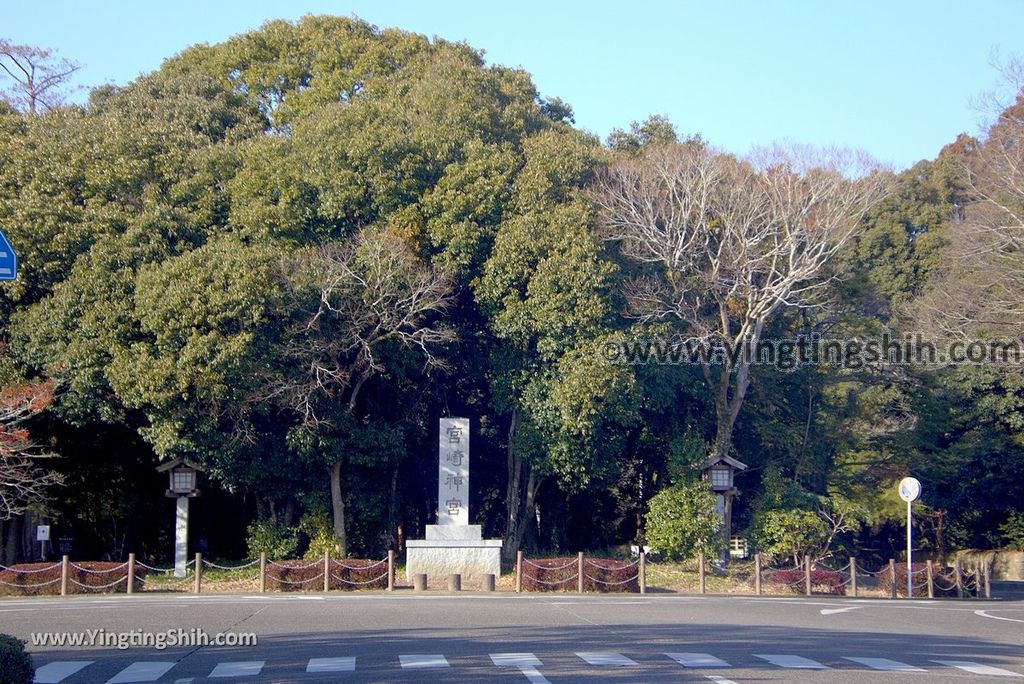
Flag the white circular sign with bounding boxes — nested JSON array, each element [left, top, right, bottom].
[[898, 477, 921, 502]]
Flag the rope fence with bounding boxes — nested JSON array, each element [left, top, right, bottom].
[[0, 549, 996, 599]]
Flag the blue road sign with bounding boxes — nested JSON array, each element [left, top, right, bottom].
[[0, 228, 16, 281]]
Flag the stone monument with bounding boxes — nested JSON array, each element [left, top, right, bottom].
[[405, 418, 502, 581]]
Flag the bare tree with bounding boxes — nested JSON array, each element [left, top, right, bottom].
[[274, 227, 455, 555], [1, 379, 62, 519], [596, 142, 890, 458], [914, 67, 1024, 343], [0, 39, 80, 114]]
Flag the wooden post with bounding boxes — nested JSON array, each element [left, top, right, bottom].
[[926, 560, 934, 599], [259, 552, 266, 593], [984, 560, 992, 600], [639, 551, 647, 595], [889, 559, 897, 599], [954, 560, 963, 598], [127, 553, 136, 594], [850, 557, 858, 598], [323, 550, 330, 592], [804, 556, 812, 596], [516, 550, 523, 593], [60, 555, 69, 597], [194, 553, 202, 594], [387, 551, 395, 592], [698, 552, 706, 595], [754, 553, 762, 596], [577, 552, 584, 594]]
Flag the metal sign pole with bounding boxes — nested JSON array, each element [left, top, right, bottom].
[[898, 477, 921, 600], [906, 498, 912, 599]]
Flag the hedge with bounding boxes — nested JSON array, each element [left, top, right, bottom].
[[0, 562, 146, 596]]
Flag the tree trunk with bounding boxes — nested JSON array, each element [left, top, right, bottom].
[[329, 463, 347, 557], [387, 464, 400, 551], [504, 409, 524, 563]]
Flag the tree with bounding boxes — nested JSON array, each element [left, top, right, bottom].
[[0, 379, 61, 518], [275, 227, 455, 555], [644, 479, 721, 560], [0, 40, 80, 114], [596, 142, 891, 459], [913, 74, 1024, 343]]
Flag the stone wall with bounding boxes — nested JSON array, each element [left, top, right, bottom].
[[953, 550, 1024, 580]]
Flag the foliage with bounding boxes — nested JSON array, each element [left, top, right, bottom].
[[644, 480, 722, 560], [245, 520, 299, 561], [300, 507, 338, 559], [998, 511, 1024, 550], [749, 509, 829, 566], [0, 562, 147, 596], [0, 633, 33, 684], [0, 379, 62, 518], [762, 567, 846, 595]]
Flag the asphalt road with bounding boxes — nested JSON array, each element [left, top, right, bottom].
[[1, 591, 1022, 683]]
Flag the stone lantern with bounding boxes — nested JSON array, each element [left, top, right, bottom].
[[156, 458, 202, 577]]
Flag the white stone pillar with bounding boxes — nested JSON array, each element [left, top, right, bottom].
[[174, 496, 189, 578]]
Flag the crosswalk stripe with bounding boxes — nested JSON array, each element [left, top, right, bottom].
[[399, 654, 449, 669], [932, 660, 1024, 677], [754, 654, 830, 669], [208, 661, 265, 678], [844, 656, 925, 672], [33, 661, 94, 683], [491, 653, 543, 668], [666, 652, 731, 668], [577, 652, 637, 666], [705, 676, 739, 684], [306, 657, 356, 673], [106, 662, 176, 683]]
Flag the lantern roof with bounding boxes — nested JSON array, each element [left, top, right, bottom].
[[701, 454, 748, 471], [155, 457, 204, 473]]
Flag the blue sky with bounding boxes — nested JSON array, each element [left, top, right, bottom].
[[5, 1, 1023, 170]]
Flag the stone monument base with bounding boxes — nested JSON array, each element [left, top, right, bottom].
[[405, 525, 502, 582]]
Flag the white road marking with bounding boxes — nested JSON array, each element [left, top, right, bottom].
[[821, 607, 859, 615], [292, 595, 324, 600], [577, 651, 637, 666], [705, 676, 739, 684], [976, 609, 1024, 624], [306, 657, 356, 672], [843, 657, 925, 672], [666, 652, 731, 668], [209, 661, 265, 677], [491, 653, 542, 668], [932, 660, 1024, 677], [399, 654, 449, 668], [491, 654, 549, 683], [754, 654, 830, 669], [33, 661, 94, 683], [106, 662, 176, 683]]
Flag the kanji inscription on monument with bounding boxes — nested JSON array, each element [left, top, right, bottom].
[[438, 417, 470, 526]]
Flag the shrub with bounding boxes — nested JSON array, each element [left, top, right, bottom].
[[998, 511, 1024, 550], [520, 557, 580, 592], [246, 519, 299, 560], [645, 480, 722, 560], [762, 567, 846, 595], [877, 562, 932, 598], [329, 558, 388, 590], [0, 562, 145, 596], [0, 634, 34, 684], [300, 509, 339, 560], [520, 557, 639, 593], [749, 509, 829, 566], [265, 558, 325, 591], [264, 557, 388, 591], [582, 558, 640, 593]]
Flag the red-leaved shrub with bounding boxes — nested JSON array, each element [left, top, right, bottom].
[[520, 557, 639, 593], [265, 558, 388, 591], [763, 567, 846, 595], [0, 561, 145, 596]]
